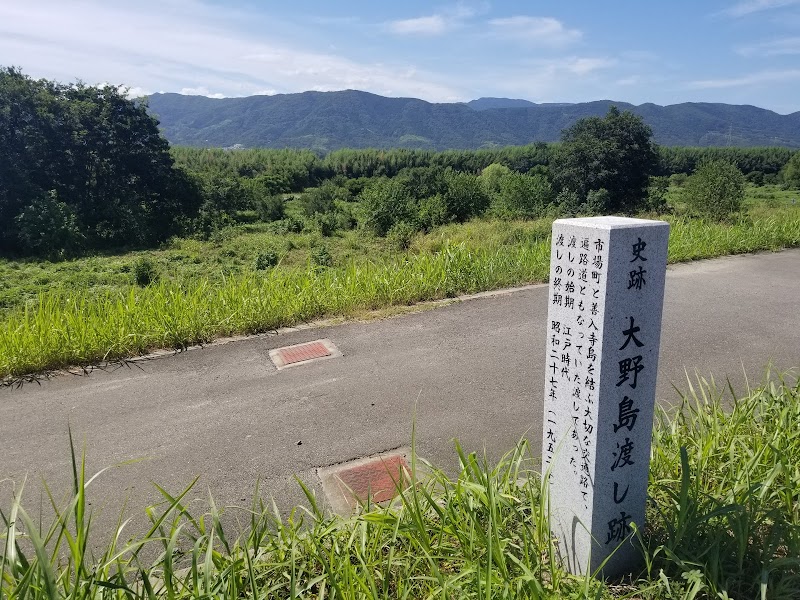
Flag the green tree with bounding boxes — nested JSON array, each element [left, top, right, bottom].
[[395, 166, 447, 200], [195, 174, 249, 234], [781, 152, 800, 189], [14, 191, 84, 257], [300, 183, 337, 217], [490, 172, 553, 219], [550, 106, 658, 214], [683, 160, 745, 221], [358, 178, 415, 236], [442, 170, 489, 222], [0, 67, 202, 255], [0, 67, 64, 252], [479, 163, 513, 199]]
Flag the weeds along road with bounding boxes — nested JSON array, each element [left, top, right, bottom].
[[1, 249, 798, 540]]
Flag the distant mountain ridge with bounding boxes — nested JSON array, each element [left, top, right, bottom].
[[145, 89, 800, 151]]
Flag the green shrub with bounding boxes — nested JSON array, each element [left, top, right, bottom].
[[254, 249, 279, 270], [645, 175, 670, 213], [669, 172, 688, 187], [386, 221, 417, 251], [299, 181, 345, 216], [132, 257, 158, 286], [267, 217, 303, 235], [358, 178, 415, 236], [304, 212, 337, 237], [479, 162, 513, 198], [417, 194, 449, 230], [745, 170, 765, 185], [255, 194, 285, 222], [443, 170, 490, 222], [208, 225, 239, 244], [583, 187, 610, 215], [683, 159, 745, 221], [335, 205, 358, 231], [781, 151, 800, 189], [554, 189, 581, 216], [13, 190, 84, 257], [310, 244, 333, 268], [488, 173, 553, 219]]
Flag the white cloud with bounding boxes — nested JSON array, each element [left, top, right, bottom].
[[180, 86, 225, 98], [565, 57, 616, 75], [388, 15, 449, 35], [687, 69, 800, 88], [488, 16, 582, 47], [737, 36, 800, 56], [124, 86, 151, 98], [615, 76, 640, 86], [386, 4, 484, 36], [723, 0, 800, 17], [463, 55, 617, 105], [0, 0, 464, 102]]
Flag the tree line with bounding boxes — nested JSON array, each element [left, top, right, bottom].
[[172, 142, 797, 188], [2, 67, 798, 258]]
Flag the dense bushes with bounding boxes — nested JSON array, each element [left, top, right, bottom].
[[4, 66, 797, 258], [781, 151, 800, 189], [551, 106, 659, 213], [0, 67, 202, 256], [682, 160, 746, 221]]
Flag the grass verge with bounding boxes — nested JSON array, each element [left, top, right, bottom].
[[2, 210, 800, 380], [1, 372, 798, 599]]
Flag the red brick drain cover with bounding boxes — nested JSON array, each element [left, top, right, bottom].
[[334, 455, 410, 504], [278, 341, 330, 364], [318, 450, 413, 513], [269, 338, 341, 370]]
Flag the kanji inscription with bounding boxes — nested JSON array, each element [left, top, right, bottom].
[[541, 217, 669, 577]]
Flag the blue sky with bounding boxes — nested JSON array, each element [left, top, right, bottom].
[[2, 0, 800, 113]]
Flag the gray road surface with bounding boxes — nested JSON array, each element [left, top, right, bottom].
[[1, 249, 798, 538]]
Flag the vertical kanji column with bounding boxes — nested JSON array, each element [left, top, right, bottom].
[[541, 216, 669, 576]]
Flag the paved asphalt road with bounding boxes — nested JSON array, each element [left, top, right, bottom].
[[1, 249, 798, 538]]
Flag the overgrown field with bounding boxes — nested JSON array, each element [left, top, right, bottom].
[[2, 373, 798, 599], [1, 190, 799, 380]]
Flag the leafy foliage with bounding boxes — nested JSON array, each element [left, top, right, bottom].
[[358, 177, 416, 236], [310, 243, 333, 268], [442, 170, 490, 222], [132, 257, 158, 287], [254, 249, 279, 270], [659, 146, 796, 177], [486, 170, 554, 219], [683, 160, 746, 221], [781, 151, 800, 189], [13, 191, 83, 257], [551, 106, 659, 214], [0, 67, 201, 256], [386, 221, 417, 250]]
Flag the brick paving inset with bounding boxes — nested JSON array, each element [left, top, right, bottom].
[[269, 338, 341, 370], [335, 455, 409, 503], [277, 341, 331, 365], [318, 450, 413, 513]]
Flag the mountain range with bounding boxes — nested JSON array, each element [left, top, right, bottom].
[[144, 90, 800, 151]]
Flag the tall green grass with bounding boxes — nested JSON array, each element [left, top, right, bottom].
[[666, 214, 800, 261], [2, 211, 800, 380], [0, 243, 551, 378], [2, 373, 798, 599], [647, 372, 800, 599]]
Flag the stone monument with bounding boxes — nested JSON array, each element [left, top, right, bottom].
[[541, 216, 669, 576]]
